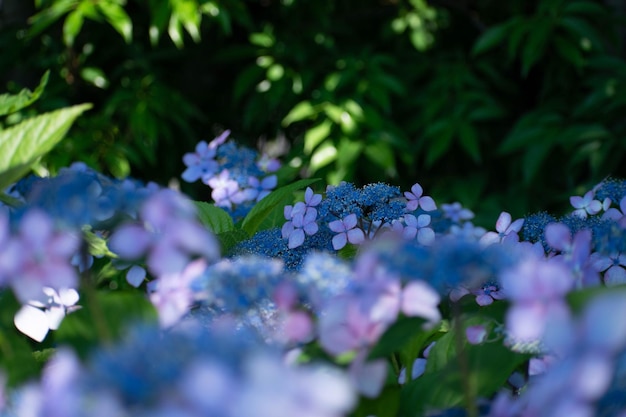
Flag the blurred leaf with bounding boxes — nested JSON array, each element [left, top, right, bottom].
[[56, 291, 158, 358], [63, 8, 84, 46], [304, 120, 333, 154], [193, 201, 235, 233], [522, 140, 553, 184], [471, 21, 512, 56], [217, 229, 250, 255], [149, 0, 170, 45], [553, 34, 585, 69], [0, 291, 41, 386], [241, 178, 320, 236], [234, 65, 264, 103], [97, 1, 133, 43], [80, 67, 109, 89], [369, 317, 428, 358], [364, 140, 395, 171], [0, 71, 49, 117], [310, 141, 338, 171], [563, 1, 608, 16], [0, 103, 92, 190], [282, 101, 318, 125], [559, 16, 606, 52], [424, 121, 455, 168], [401, 331, 529, 416], [457, 122, 481, 163], [353, 386, 400, 417], [28, 0, 77, 39], [521, 17, 553, 76]]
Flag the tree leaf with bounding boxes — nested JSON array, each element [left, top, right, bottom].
[[0, 103, 92, 189], [240, 178, 320, 236], [471, 21, 512, 56], [63, 8, 84, 46], [193, 201, 235, 234], [97, 1, 133, 43], [282, 101, 319, 126], [0, 71, 49, 117]]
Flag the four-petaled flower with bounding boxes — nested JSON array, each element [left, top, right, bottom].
[[244, 175, 277, 202], [329, 214, 365, 250], [570, 190, 602, 218], [441, 202, 474, 223], [479, 211, 524, 246], [400, 214, 435, 245], [282, 202, 319, 249], [404, 183, 437, 212]]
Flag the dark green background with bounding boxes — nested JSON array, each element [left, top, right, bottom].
[[2, 0, 626, 226]]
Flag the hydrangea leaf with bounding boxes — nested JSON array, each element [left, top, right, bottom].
[[56, 291, 157, 359], [241, 178, 320, 236], [368, 317, 429, 359], [193, 201, 234, 234], [0, 103, 92, 190], [0, 71, 49, 117]]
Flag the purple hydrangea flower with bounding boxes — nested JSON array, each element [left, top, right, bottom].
[[8, 210, 80, 304], [181, 141, 219, 183], [328, 214, 365, 250], [590, 251, 626, 286], [441, 201, 474, 223], [480, 211, 524, 246], [206, 170, 247, 208], [570, 190, 602, 218], [244, 175, 277, 202], [281, 202, 319, 249], [404, 183, 437, 212], [401, 214, 435, 245]]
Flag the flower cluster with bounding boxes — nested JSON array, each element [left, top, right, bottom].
[[181, 131, 280, 221]]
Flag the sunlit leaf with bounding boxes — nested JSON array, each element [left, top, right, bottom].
[[63, 8, 84, 46], [0, 71, 49, 117], [97, 1, 133, 43], [241, 178, 320, 236], [194, 201, 234, 234], [0, 103, 92, 189]]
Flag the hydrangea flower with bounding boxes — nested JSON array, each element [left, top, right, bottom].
[[13, 287, 80, 342], [328, 214, 365, 250], [441, 202, 474, 223], [590, 251, 626, 286], [8, 210, 80, 304], [281, 202, 319, 249], [404, 183, 437, 212], [400, 214, 436, 245], [243, 175, 277, 202], [571, 190, 603, 218], [480, 211, 524, 246]]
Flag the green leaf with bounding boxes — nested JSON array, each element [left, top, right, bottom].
[[353, 386, 401, 417], [304, 120, 333, 154], [63, 8, 84, 46], [401, 334, 530, 416], [0, 291, 41, 386], [241, 178, 320, 236], [28, 0, 77, 39], [471, 21, 511, 56], [0, 71, 49, 117], [521, 17, 553, 76], [0, 103, 92, 189], [369, 317, 428, 358], [84, 228, 116, 257], [97, 1, 133, 43], [193, 201, 234, 234], [559, 16, 606, 52], [522, 140, 553, 184], [56, 291, 158, 358], [457, 122, 481, 163], [424, 122, 455, 168], [216, 229, 250, 255], [234, 65, 265, 103], [563, 1, 608, 16], [282, 101, 318, 126], [553, 34, 585, 69]]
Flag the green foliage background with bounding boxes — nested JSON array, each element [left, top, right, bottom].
[[2, 0, 626, 225]]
